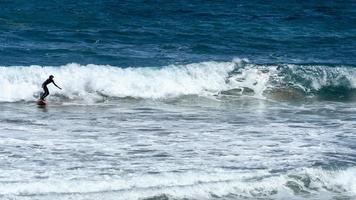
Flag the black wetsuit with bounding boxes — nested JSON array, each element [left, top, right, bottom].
[[40, 78, 53, 100]]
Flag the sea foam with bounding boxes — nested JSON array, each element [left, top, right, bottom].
[[1, 168, 355, 199], [1, 61, 356, 102], [0, 61, 239, 102]]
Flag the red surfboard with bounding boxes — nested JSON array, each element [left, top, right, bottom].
[[36, 99, 47, 106]]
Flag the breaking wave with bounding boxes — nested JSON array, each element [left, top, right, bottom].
[[0, 59, 355, 102], [1, 167, 356, 199]]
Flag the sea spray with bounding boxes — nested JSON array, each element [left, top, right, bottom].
[[1, 61, 356, 102]]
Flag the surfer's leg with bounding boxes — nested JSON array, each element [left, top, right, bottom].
[[41, 87, 49, 100]]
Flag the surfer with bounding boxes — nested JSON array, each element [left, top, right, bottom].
[[40, 75, 62, 100]]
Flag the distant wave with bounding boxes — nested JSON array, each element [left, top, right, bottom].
[[1, 167, 355, 199], [0, 59, 356, 102]]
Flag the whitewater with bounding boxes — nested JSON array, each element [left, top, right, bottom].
[[0, 60, 355, 200], [1, 60, 356, 102], [1, 0, 356, 199]]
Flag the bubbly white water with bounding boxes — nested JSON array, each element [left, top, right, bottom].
[[1, 168, 356, 199], [1, 60, 356, 102], [0, 96, 356, 199], [1, 61, 356, 200], [0, 62, 237, 101]]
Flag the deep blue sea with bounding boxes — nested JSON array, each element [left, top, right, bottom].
[[0, 1, 356, 200], [1, 0, 355, 66]]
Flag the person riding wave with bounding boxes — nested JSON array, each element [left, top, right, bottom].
[[40, 75, 62, 100]]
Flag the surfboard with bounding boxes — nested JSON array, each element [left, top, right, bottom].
[[36, 99, 47, 106]]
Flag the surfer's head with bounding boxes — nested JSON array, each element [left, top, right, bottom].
[[49, 75, 54, 79]]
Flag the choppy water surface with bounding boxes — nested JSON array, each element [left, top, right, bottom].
[[0, 97, 355, 200], [0, 0, 355, 66], [0, 0, 356, 199]]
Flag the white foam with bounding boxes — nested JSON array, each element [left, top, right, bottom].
[[302, 167, 356, 195], [1, 168, 356, 199], [227, 64, 274, 97], [0, 62, 233, 102], [0, 61, 262, 102], [1, 62, 356, 102]]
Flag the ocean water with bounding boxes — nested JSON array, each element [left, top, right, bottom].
[[0, 1, 356, 200]]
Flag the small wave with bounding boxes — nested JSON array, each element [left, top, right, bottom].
[[1, 167, 355, 199], [0, 60, 355, 102]]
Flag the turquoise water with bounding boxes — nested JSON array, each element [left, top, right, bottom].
[[0, 1, 356, 200]]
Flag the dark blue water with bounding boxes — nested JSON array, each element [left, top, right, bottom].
[[1, 2, 356, 200], [1, 0, 355, 66]]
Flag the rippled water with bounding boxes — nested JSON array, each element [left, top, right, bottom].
[[1, 1, 356, 199], [1, 97, 356, 199], [1, 0, 355, 66]]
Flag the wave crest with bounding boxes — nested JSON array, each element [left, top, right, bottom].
[[1, 167, 355, 199], [0, 61, 356, 102]]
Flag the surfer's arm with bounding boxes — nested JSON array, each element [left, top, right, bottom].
[[53, 81, 62, 90]]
